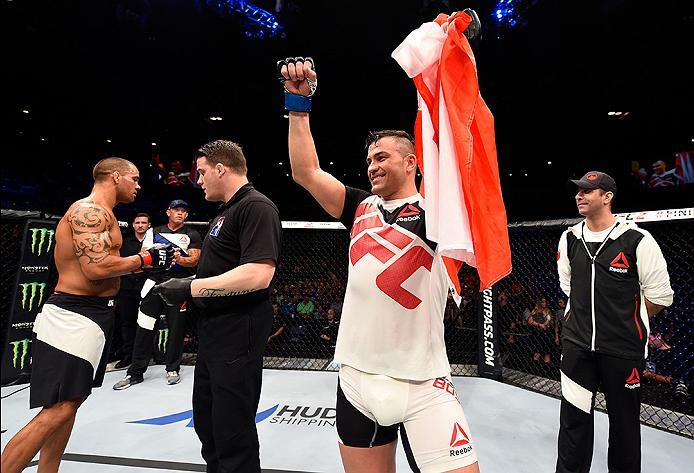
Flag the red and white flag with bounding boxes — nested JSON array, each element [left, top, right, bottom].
[[392, 12, 511, 293]]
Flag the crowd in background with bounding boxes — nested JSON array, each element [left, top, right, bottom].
[[100, 213, 690, 412]]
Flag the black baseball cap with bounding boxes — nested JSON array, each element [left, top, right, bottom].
[[168, 199, 189, 209], [570, 171, 617, 195]]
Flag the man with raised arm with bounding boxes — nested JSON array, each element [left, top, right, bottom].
[[275, 55, 480, 472], [1, 158, 174, 473]]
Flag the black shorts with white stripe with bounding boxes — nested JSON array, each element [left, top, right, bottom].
[[30, 293, 115, 408]]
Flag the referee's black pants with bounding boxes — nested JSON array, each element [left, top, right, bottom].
[[193, 301, 272, 473], [127, 291, 187, 377], [556, 347, 644, 473]]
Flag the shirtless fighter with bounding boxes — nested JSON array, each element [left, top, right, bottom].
[[1, 157, 175, 473]]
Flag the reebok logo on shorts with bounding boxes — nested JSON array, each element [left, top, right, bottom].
[[449, 422, 473, 456], [625, 368, 640, 389]]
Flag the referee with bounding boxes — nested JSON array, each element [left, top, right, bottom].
[[556, 171, 674, 473], [154, 140, 281, 473]]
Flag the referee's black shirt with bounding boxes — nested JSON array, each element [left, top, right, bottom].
[[196, 183, 281, 313]]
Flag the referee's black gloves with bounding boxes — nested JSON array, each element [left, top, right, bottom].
[[153, 276, 194, 306]]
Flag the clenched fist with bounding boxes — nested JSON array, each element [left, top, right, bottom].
[[277, 56, 317, 97]]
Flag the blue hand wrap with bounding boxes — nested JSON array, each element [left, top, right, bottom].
[[285, 92, 312, 112]]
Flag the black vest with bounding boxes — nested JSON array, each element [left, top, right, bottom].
[[563, 224, 646, 359]]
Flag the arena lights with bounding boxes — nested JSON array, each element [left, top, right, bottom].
[[493, 0, 526, 28], [207, 0, 284, 38], [509, 173, 513, 177], [22, 109, 29, 114], [608, 111, 630, 117], [151, 142, 157, 146], [106, 139, 112, 143], [547, 161, 552, 165], [209, 116, 223, 121]]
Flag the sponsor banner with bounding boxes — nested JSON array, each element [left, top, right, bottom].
[[281, 221, 346, 230], [129, 403, 336, 429], [615, 207, 694, 223], [477, 285, 502, 380], [1, 219, 57, 384]]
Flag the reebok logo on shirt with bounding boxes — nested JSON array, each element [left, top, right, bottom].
[[396, 204, 421, 222], [609, 252, 630, 274]]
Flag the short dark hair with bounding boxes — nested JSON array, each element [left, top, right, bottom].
[[365, 130, 415, 157], [134, 212, 150, 221], [195, 140, 247, 175], [93, 157, 136, 182]]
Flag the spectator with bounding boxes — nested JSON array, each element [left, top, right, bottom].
[[267, 303, 287, 354], [280, 293, 297, 319], [498, 289, 518, 346], [648, 159, 684, 188], [296, 293, 315, 318], [288, 308, 318, 355], [527, 298, 554, 364], [554, 298, 566, 347], [319, 308, 339, 354], [114, 213, 151, 369], [330, 299, 343, 317]]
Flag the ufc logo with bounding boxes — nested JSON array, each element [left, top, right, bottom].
[[350, 219, 433, 309], [157, 250, 167, 266]]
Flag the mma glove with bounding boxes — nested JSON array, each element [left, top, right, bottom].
[[138, 243, 175, 271], [152, 276, 194, 306], [277, 56, 316, 112]]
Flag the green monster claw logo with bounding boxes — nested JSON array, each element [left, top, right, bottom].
[[10, 339, 32, 369], [30, 228, 55, 256], [19, 282, 47, 311], [158, 328, 169, 353]]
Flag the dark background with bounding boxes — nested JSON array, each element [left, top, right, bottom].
[[3, 0, 693, 224]]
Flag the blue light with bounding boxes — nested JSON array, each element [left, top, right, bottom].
[[492, 0, 523, 29], [207, 0, 284, 37]]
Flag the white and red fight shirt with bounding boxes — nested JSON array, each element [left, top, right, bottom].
[[334, 187, 451, 381]]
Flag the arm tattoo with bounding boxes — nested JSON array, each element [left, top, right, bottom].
[[199, 287, 256, 297], [69, 203, 113, 264]]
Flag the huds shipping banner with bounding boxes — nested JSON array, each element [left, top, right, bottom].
[[1, 220, 57, 385]]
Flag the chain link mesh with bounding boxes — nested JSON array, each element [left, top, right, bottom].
[[1, 213, 691, 437], [500, 220, 693, 438]]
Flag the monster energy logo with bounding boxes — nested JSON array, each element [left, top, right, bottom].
[[158, 328, 169, 353], [19, 282, 46, 311], [10, 339, 32, 370], [30, 228, 55, 256]]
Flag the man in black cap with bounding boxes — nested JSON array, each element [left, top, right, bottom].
[[113, 199, 202, 389], [555, 171, 674, 473]]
